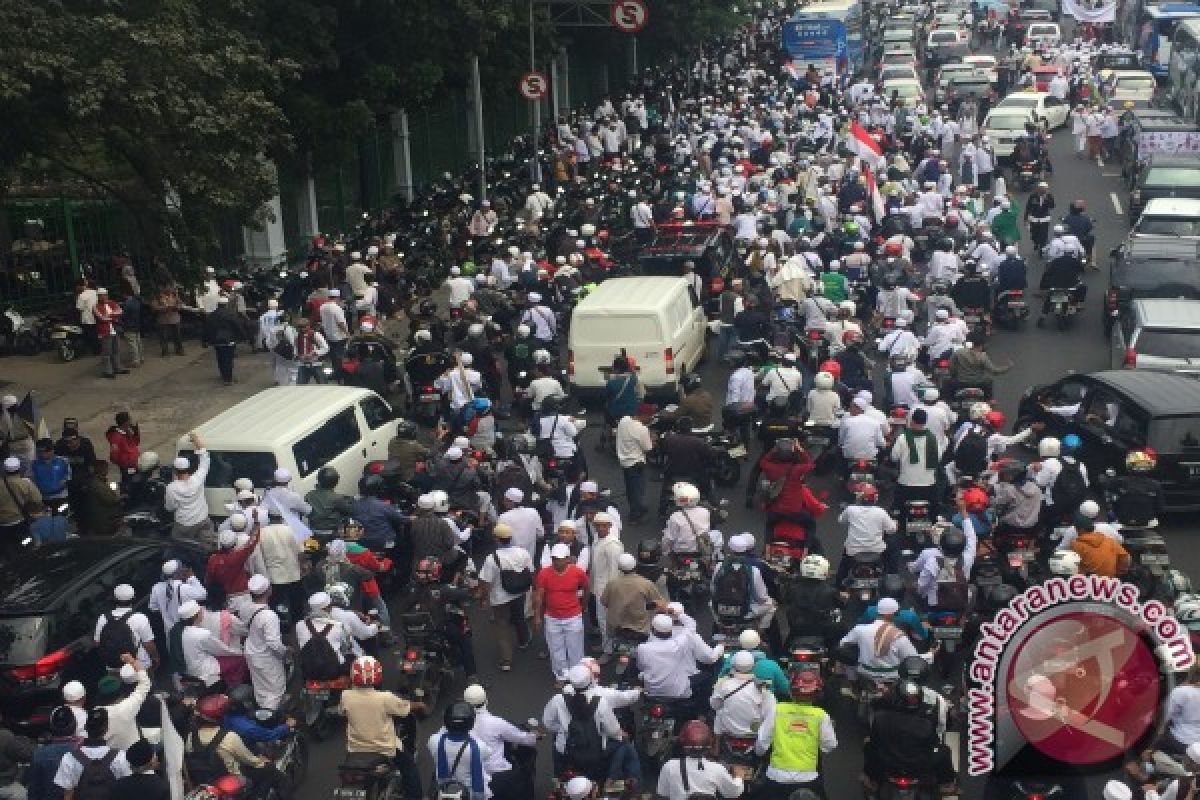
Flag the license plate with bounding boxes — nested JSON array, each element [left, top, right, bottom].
[[51, 331, 67, 339], [1012, 549, 1035, 562], [305, 689, 330, 700], [1141, 553, 1170, 566], [419, 395, 438, 403], [849, 578, 876, 589], [1187, 465, 1200, 478], [934, 626, 963, 638], [809, 436, 830, 447], [728, 445, 748, 458], [1008, 301, 1027, 309], [907, 521, 930, 532], [334, 791, 368, 799]]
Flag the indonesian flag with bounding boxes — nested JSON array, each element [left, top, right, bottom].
[[848, 120, 885, 171], [863, 163, 887, 224]]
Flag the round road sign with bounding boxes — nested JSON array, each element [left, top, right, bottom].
[[519, 71, 549, 101], [611, 0, 649, 33]]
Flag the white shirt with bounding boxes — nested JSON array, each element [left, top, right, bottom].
[[590, 533, 625, 598], [240, 602, 287, 661], [471, 708, 536, 774], [924, 321, 964, 359], [839, 505, 898, 556], [762, 365, 803, 402], [320, 301, 349, 342], [435, 367, 483, 411], [182, 625, 240, 686], [839, 620, 919, 680], [615, 416, 653, 468], [711, 673, 775, 737], [888, 366, 926, 408], [638, 636, 702, 699], [76, 288, 99, 325], [54, 743, 132, 790], [663, 507, 711, 554], [537, 414, 580, 458], [521, 305, 557, 341], [1167, 685, 1200, 745], [656, 757, 745, 800], [839, 414, 885, 460], [527, 376, 566, 411], [497, 506, 543, 562], [632, 202, 655, 229], [427, 732, 495, 798], [891, 429, 942, 487], [254, 523, 304, 584], [878, 329, 920, 359], [101, 668, 152, 751], [726, 367, 756, 406], [331, 607, 379, 656], [164, 449, 211, 525], [295, 614, 351, 666], [446, 276, 475, 308], [94, 608, 156, 668], [478, 544, 535, 606], [263, 486, 311, 517], [542, 689, 624, 753], [149, 576, 207, 632]]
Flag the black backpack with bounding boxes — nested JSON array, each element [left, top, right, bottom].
[[935, 556, 969, 611], [953, 428, 989, 476], [273, 334, 295, 361], [300, 620, 343, 680], [492, 551, 533, 595], [1053, 459, 1088, 510], [185, 728, 229, 787], [97, 610, 137, 669], [563, 693, 607, 779], [72, 747, 118, 800], [712, 558, 752, 620]]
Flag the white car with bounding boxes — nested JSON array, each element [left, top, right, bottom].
[[881, 64, 921, 82], [983, 109, 1038, 157], [1106, 70, 1157, 103], [962, 55, 1000, 82], [1025, 22, 1061, 48], [993, 91, 1070, 129], [881, 47, 919, 67], [883, 78, 926, 106]]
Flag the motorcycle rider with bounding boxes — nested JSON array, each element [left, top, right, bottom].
[[385, 420, 429, 484], [658, 421, 717, 516], [835, 331, 872, 393], [541, 664, 640, 789], [712, 649, 776, 741], [428, 702, 493, 798], [124, 451, 168, 515], [657, 719, 746, 800], [661, 373, 716, 431], [947, 335, 1011, 397], [662, 482, 714, 557], [1063, 199, 1096, 267], [884, 354, 927, 410], [836, 483, 898, 585], [351, 475, 407, 553], [637, 613, 723, 710], [1043, 223, 1086, 261], [839, 597, 920, 684], [862, 679, 956, 796], [755, 672, 837, 797], [992, 460, 1044, 539], [1101, 449, 1165, 529], [785, 555, 844, 651], [747, 438, 826, 547], [877, 316, 920, 361], [462, 684, 538, 800], [806, 370, 843, 427], [923, 308, 965, 364], [1023, 181, 1056, 254], [824, 302, 861, 357], [305, 466, 354, 539], [949, 260, 992, 320]]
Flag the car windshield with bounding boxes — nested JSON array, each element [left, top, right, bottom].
[[1029, 24, 1057, 33], [0, 617, 46, 666], [1135, 329, 1200, 358], [1143, 168, 1200, 188], [177, 448, 277, 489], [987, 115, 1030, 130], [1114, 258, 1200, 293], [572, 316, 662, 344], [0, 543, 112, 613], [931, 31, 959, 41], [891, 84, 922, 97], [999, 96, 1038, 107], [1137, 217, 1200, 236], [1117, 76, 1155, 89], [1149, 416, 1200, 452]]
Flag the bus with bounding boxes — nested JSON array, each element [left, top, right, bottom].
[[1128, 3, 1200, 77], [1170, 18, 1200, 121], [782, 0, 864, 79]]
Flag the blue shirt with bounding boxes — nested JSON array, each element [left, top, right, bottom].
[[28, 740, 72, 800], [30, 457, 70, 497], [862, 605, 929, 640], [225, 713, 290, 746], [350, 497, 407, 550], [717, 649, 790, 698], [31, 515, 67, 545]]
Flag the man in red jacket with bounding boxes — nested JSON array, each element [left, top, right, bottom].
[[106, 411, 141, 490], [206, 524, 261, 613], [747, 438, 827, 553]]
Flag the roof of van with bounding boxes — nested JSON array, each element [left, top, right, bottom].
[[186, 386, 382, 446], [574, 276, 690, 312]]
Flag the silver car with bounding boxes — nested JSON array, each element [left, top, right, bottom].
[[1111, 298, 1200, 374]]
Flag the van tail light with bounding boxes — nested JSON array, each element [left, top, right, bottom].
[[711, 276, 725, 294], [664, 347, 675, 375], [8, 647, 71, 685], [1124, 347, 1137, 368], [1106, 289, 1119, 311], [567, 349, 575, 377]]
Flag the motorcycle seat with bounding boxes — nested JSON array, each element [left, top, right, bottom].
[[340, 752, 392, 773], [398, 611, 436, 638]]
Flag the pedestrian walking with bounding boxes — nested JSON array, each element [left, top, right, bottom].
[[533, 543, 589, 681], [477, 524, 535, 672], [94, 288, 126, 379], [203, 295, 242, 386]]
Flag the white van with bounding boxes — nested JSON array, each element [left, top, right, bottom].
[[176, 386, 400, 518], [568, 276, 707, 398]]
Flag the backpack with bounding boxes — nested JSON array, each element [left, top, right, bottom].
[[185, 728, 229, 787], [273, 334, 295, 361], [536, 415, 560, 459], [953, 427, 990, 476], [712, 558, 753, 620], [97, 610, 137, 669], [299, 620, 343, 680], [1053, 459, 1088, 510], [563, 693, 607, 779], [934, 556, 969, 611], [492, 552, 533, 595], [166, 620, 188, 677], [72, 747, 118, 800]]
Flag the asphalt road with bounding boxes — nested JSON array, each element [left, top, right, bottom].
[[294, 77, 1185, 800]]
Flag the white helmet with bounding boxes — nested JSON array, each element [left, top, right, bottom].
[[1078, 500, 1101, 519], [430, 490, 451, 514], [1048, 550, 1081, 577], [533, 349, 552, 365], [516, 324, 532, 337], [838, 300, 856, 314], [1038, 437, 1061, 459], [814, 371, 834, 390], [1053, 224, 1066, 235], [581, 223, 597, 237], [673, 482, 701, 509], [137, 452, 160, 472], [799, 554, 831, 580], [969, 402, 992, 422]]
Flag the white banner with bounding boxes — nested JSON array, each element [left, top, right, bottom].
[[1062, 0, 1116, 23], [161, 696, 185, 800]]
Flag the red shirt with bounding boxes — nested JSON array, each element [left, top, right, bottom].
[[106, 426, 141, 470], [205, 533, 260, 595], [535, 564, 589, 619], [94, 300, 123, 337]]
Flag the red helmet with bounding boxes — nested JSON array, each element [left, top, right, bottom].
[[856, 483, 880, 504], [351, 656, 383, 688], [983, 410, 1006, 430], [884, 241, 903, 257], [842, 330, 863, 346], [196, 694, 231, 724], [791, 671, 823, 697], [963, 487, 990, 514], [819, 359, 842, 380], [678, 720, 712, 753]]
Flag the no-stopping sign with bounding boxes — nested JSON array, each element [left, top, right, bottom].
[[611, 0, 649, 33], [519, 71, 549, 100]]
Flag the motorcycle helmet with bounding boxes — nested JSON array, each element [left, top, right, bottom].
[[790, 671, 823, 698], [227, 684, 256, 716], [799, 554, 831, 580], [962, 487, 989, 514], [1126, 449, 1157, 472], [968, 402, 991, 423], [879, 573, 906, 601], [196, 694, 231, 724], [352, 655, 383, 687], [1166, 569, 1193, 598], [317, 466, 340, 489], [984, 584, 1019, 612], [533, 349, 553, 365], [898, 655, 931, 686], [327, 582, 354, 608], [819, 359, 842, 380], [1038, 437, 1061, 459], [983, 410, 1006, 430], [137, 452, 160, 472], [814, 371, 835, 390], [1174, 596, 1200, 629], [1048, 550, 1082, 577], [395, 419, 418, 440], [678, 720, 712, 755], [682, 373, 703, 393], [361, 474, 385, 497], [637, 538, 662, 565], [419, 300, 438, 316], [430, 490, 450, 514], [673, 482, 701, 509], [939, 526, 967, 557], [443, 702, 475, 735], [1061, 434, 1082, 454]]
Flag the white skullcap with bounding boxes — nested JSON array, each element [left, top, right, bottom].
[[63, 681, 86, 702], [935, 308, 950, 320], [417, 494, 435, 510], [550, 543, 571, 559], [464, 684, 487, 707], [618, 553, 637, 571], [97, 287, 108, 294], [248, 574, 270, 594], [0, 395, 16, 408], [229, 512, 249, 533], [119, 664, 138, 683], [528, 292, 542, 303], [452, 436, 470, 450], [445, 447, 463, 461], [1102, 781, 1132, 800], [895, 318, 907, 328], [667, 602, 685, 617], [557, 520, 577, 531], [729, 534, 751, 553], [565, 776, 594, 800], [852, 397, 869, 411], [3, 457, 20, 473], [217, 295, 229, 304], [568, 664, 593, 689], [504, 487, 524, 503], [173, 457, 190, 471], [308, 591, 331, 610], [178, 600, 201, 620], [273, 468, 291, 483], [593, 512, 612, 524], [114, 584, 135, 602], [328, 289, 341, 297], [732, 650, 756, 673], [877, 597, 900, 615], [460, 353, 474, 366], [162, 560, 180, 576], [218, 530, 237, 549], [651, 614, 674, 634], [739, 629, 762, 650], [450, 266, 461, 275], [923, 388, 939, 403], [1189, 742, 1200, 764], [267, 298, 279, 310], [580, 481, 599, 493]]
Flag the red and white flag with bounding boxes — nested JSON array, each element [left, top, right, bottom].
[[847, 120, 885, 171], [863, 163, 887, 224]]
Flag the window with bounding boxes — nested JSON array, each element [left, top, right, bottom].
[[1083, 390, 1123, 430], [360, 396, 393, 430], [192, 450, 277, 489], [1149, 415, 1200, 451], [1134, 329, 1200, 358], [687, 285, 701, 309], [1049, 378, 1089, 407], [292, 408, 362, 477]]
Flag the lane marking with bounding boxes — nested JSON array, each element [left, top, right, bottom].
[[1100, 172, 1121, 177], [1110, 193, 1123, 215]]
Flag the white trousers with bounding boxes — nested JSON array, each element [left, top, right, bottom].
[[544, 613, 584, 680]]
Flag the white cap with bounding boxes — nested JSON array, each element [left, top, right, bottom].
[[273, 468, 291, 483], [162, 559, 180, 576], [729, 534, 752, 553], [557, 520, 576, 531], [328, 288, 341, 297], [233, 478, 254, 492], [178, 600, 201, 620], [923, 388, 939, 403], [173, 457, 190, 471], [618, 553, 637, 571], [1188, 742, 1200, 764], [504, 487, 524, 503], [217, 295, 229, 304], [451, 266, 461, 275], [248, 574, 270, 594], [568, 664, 593, 689], [464, 684, 487, 707], [738, 630, 761, 650], [580, 480, 599, 493], [565, 776, 594, 800], [460, 352, 473, 367], [935, 308, 950, 320], [1102, 781, 1133, 800], [651, 614, 674, 634], [593, 512, 612, 524], [2, 457, 19, 473], [308, 591, 332, 610], [667, 601, 684, 617], [877, 597, 900, 615], [1, 395, 17, 408], [267, 298, 279, 310], [417, 494, 435, 510], [445, 446, 463, 461], [228, 513, 248, 532], [218, 530, 237, 549], [97, 287, 108, 294], [63, 681, 86, 703], [114, 584, 135, 602], [452, 435, 470, 450], [119, 664, 138, 683], [550, 543, 571, 559], [528, 292, 542, 303], [732, 651, 756, 673], [895, 318, 907, 328]]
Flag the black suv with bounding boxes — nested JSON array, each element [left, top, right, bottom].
[[1017, 370, 1200, 511], [1128, 154, 1200, 217], [637, 222, 737, 316], [1105, 238, 1200, 336], [0, 538, 207, 731]]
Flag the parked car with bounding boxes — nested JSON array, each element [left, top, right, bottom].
[[0, 539, 208, 732], [1131, 197, 1200, 239], [1128, 154, 1200, 216], [993, 91, 1071, 129], [1105, 233, 1200, 336], [881, 48, 919, 68], [1105, 69, 1158, 104], [883, 77, 926, 106], [925, 28, 969, 65], [881, 64, 921, 82], [1111, 298, 1200, 374], [1117, 109, 1200, 169], [1017, 370, 1200, 511]]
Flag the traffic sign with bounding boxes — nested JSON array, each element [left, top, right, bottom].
[[519, 71, 549, 101], [611, 0, 649, 33]]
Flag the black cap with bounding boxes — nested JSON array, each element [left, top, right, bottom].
[[49, 705, 77, 737], [910, 408, 928, 425], [126, 739, 155, 769]]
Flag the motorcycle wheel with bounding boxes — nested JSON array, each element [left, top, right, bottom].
[[15, 333, 37, 356], [58, 341, 77, 362], [714, 456, 741, 487]]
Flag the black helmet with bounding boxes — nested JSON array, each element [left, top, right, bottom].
[[227, 684, 256, 716], [444, 702, 475, 734], [317, 466, 340, 489], [674, 415, 694, 433], [898, 655, 931, 686], [940, 526, 967, 557], [940, 237, 955, 251], [637, 538, 662, 564], [395, 419, 418, 440], [682, 373, 703, 393], [419, 300, 438, 316], [542, 395, 563, 413], [362, 474, 386, 497], [984, 584, 1018, 611], [879, 573, 906, 600]]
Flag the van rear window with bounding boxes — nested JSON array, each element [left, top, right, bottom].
[[1149, 416, 1200, 452], [572, 316, 662, 344]]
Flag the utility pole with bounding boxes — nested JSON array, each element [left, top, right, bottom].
[[530, 0, 543, 182], [472, 56, 487, 202]]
